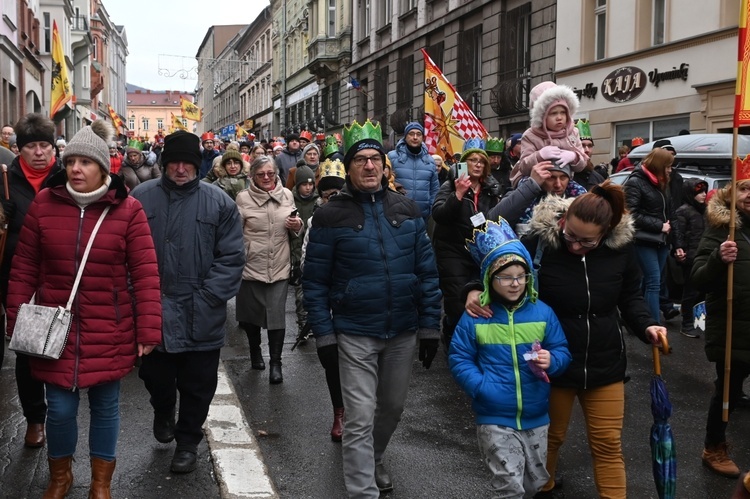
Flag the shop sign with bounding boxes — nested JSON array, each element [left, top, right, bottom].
[[648, 63, 689, 88], [573, 83, 598, 100], [600, 66, 647, 103]]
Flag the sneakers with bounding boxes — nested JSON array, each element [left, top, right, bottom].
[[702, 442, 741, 478], [680, 327, 701, 338]]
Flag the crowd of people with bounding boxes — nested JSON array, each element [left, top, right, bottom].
[[0, 77, 748, 499]]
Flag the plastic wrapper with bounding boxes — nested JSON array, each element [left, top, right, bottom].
[[522, 339, 550, 383]]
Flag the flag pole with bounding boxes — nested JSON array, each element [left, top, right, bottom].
[[723, 129, 739, 422]]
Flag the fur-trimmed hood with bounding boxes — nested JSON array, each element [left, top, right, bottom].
[[529, 84, 579, 130], [527, 195, 635, 250], [706, 186, 743, 229]]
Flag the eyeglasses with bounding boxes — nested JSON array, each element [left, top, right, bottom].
[[351, 155, 383, 168], [465, 158, 483, 164], [255, 171, 275, 178], [562, 230, 600, 248], [492, 273, 531, 286]]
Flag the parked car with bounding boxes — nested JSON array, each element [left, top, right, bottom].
[[608, 168, 730, 191]]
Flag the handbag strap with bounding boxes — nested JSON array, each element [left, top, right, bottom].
[[64, 205, 111, 310]]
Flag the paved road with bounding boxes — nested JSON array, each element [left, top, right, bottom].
[[224, 294, 750, 499]]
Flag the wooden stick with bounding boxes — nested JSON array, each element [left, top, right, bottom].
[[723, 129, 739, 422]]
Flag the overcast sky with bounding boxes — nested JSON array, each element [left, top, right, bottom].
[[104, 0, 270, 92]]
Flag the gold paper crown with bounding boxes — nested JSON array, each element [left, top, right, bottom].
[[343, 119, 382, 153], [319, 158, 346, 180]]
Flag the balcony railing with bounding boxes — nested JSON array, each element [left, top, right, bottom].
[[72, 15, 88, 32]]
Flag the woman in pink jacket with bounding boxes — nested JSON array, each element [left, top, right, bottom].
[[7, 120, 162, 499]]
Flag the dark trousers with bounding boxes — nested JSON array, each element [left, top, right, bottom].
[[139, 349, 220, 452], [16, 352, 47, 424], [317, 345, 343, 409], [705, 360, 750, 447]]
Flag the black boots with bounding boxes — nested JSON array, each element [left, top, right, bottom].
[[242, 323, 266, 370], [268, 329, 285, 384]]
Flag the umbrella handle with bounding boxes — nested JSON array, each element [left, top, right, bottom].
[[652, 331, 669, 376]]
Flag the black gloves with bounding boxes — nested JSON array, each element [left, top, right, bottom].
[[1, 199, 16, 224], [419, 339, 439, 369], [317, 343, 338, 370]]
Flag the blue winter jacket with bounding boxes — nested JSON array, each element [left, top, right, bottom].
[[131, 176, 245, 352], [387, 139, 439, 219], [449, 293, 571, 430], [199, 149, 220, 179], [302, 178, 442, 346]]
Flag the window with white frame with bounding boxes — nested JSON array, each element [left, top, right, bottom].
[[93, 37, 98, 61], [614, 116, 689, 151], [595, 0, 606, 61], [379, 0, 392, 27], [142, 118, 149, 131], [128, 118, 135, 130], [157, 118, 163, 130], [653, 0, 665, 45], [363, 0, 371, 35], [43, 13, 51, 53], [82, 64, 89, 88], [328, 0, 336, 37]]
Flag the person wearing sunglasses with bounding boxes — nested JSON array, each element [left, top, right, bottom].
[[466, 181, 666, 499]]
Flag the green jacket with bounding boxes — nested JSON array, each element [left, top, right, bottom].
[[691, 187, 750, 363], [290, 187, 319, 265]]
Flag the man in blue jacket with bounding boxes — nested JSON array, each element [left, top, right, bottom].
[[132, 130, 245, 474], [387, 122, 439, 220], [303, 120, 442, 498]]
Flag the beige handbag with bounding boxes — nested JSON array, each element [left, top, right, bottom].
[[9, 206, 110, 359]]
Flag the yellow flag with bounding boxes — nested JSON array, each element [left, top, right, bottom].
[[171, 113, 188, 131], [180, 97, 202, 122], [421, 49, 487, 159], [236, 125, 247, 139], [50, 21, 73, 119]]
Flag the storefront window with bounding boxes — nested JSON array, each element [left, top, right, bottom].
[[614, 116, 689, 152]]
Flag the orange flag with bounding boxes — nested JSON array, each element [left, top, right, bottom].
[[180, 97, 202, 122], [421, 49, 487, 160], [735, 0, 750, 128], [50, 21, 73, 119], [107, 104, 125, 129]]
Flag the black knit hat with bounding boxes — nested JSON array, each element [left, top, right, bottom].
[[15, 113, 55, 150], [161, 131, 202, 169]]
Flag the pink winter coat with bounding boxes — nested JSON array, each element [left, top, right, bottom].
[[7, 173, 162, 390]]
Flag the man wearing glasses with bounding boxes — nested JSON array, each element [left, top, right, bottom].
[[303, 120, 442, 497], [387, 122, 439, 221], [489, 160, 587, 236]]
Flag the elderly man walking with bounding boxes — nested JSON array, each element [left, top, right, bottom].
[[131, 130, 245, 474], [303, 120, 442, 498]]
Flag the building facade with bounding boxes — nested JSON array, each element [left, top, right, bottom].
[[555, 0, 741, 165], [126, 86, 191, 142], [238, 6, 274, 142]]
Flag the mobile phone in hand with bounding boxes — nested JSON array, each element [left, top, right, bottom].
[[290, 209, 298, 218], [455, 162, 468, 178]]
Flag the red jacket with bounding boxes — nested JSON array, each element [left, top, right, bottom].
[[109, 152, 123, 175], [7, 173, 162, 389]]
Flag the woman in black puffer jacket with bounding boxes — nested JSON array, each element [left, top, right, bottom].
[[431, 147, 501, 347], [623, 148, 675, 323]]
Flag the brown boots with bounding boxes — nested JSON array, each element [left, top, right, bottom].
[[330, 407, 344, 442], [703, 442, 741, 478], [43, 456, 73, 499], [42, 456, 116, 499], [89, 457, 116, 499]]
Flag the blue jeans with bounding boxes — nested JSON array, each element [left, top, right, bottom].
[[635, 244, 669, 323], [45, 381, 121, 461]]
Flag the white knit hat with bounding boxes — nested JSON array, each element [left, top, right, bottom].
[[62, 120, 114, 173]]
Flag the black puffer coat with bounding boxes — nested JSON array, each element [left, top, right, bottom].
[[623, 166, 674, 246], [691, 188, 750, 363], [673, 178, 706, 265], [522, 197, 657, 389], [431, 175, 501, 317]]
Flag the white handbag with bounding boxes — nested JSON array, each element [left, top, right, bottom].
[[9, 206, 110, 359]]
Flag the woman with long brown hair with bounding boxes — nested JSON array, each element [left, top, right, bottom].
[[623, 147, 675, 323]]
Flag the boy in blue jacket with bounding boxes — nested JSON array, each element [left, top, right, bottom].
[[449, 220, 571, 498]]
